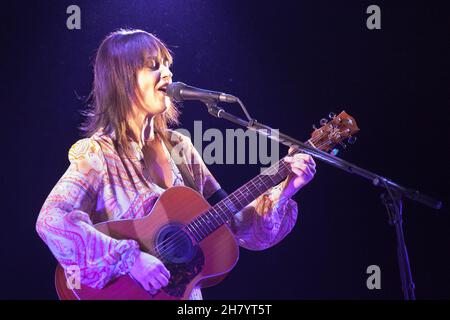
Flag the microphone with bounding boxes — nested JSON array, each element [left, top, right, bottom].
[[166, 82, 238, 103]]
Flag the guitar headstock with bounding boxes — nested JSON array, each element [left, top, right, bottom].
[[309, 111, 359, 154]]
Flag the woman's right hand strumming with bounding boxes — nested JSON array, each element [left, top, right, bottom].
[[130, 251, 171, 294]]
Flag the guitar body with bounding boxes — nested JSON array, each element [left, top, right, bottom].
[[55, 186, 239, 300]]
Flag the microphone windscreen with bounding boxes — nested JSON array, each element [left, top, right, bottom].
[[166, 82, 186, 102]]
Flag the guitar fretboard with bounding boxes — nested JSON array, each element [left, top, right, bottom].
[[185, 142, 312, 242]]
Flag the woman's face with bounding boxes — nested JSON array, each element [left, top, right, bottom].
[[136, 55, 173, 117]]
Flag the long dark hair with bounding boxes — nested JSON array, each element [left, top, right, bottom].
[[81, 29, 179, 154]]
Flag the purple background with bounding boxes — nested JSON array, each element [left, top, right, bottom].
[[1, 0, 449, 299]]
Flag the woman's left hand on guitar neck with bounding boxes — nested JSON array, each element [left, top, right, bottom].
[[281, 150, 317, 199]]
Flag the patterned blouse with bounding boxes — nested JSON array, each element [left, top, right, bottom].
[[36, 127, 298, 300]]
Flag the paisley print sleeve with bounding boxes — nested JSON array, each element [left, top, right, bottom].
[[36, 138, 140, 289]]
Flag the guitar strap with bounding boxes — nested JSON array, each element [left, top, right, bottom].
[[159, 130, 229, 206], [159, 130, 200, 193]]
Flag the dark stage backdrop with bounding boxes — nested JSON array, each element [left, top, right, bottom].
[[1, 0, 449, 299]]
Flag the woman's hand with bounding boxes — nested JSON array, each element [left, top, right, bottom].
[[130, 251, 171, 294], [282, 149, 317, 198]]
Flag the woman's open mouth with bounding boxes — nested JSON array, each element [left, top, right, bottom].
[[157, 83, 168, 95]]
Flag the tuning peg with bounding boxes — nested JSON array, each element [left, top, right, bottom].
[[312, 124, 318, 130], [339, 141, 347, 149], [331, 148, 339, 156], [319, 118, 328, 126], [328, 112, 336, 119], [347, 136, 357, 144]]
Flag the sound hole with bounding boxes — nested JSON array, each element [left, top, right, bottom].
[[155, 223, 197, 264]]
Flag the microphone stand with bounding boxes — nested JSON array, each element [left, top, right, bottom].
[[202, 100, 442, 300]]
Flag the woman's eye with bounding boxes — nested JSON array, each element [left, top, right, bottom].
[[148, 60, 160, 71], [147, 58, 171, 71]]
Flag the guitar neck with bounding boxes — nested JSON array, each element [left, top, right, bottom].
[[185, 141, 312, 243], [185, 110, 359, 243]]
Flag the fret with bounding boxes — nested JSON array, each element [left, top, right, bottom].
[[261, 171, 276, 185], [264, 171, 277, 184], [276, 161, 289, 177], [190, 222, 203, 242], [222, 197, 238, 214], [192, 219, 206, 238], [249, 179, 265, 196], [214, 206, 228, 224], [251, 177, 267, 193], [203, 213, 216, 232], [186, 224, 201, 242], [277, 162, 289, 178], [241, 184, 254, 203], [193, 207, 233, 241], [306, 139, 316, 148], [218, 200, 236, 222], [192, 154, 297, 242], [209, 208, 223, 225], [257, 174, 272, 190], [205, 210, 220, 230], [233, 190, 246, 209], [199, 215, 214, 234]]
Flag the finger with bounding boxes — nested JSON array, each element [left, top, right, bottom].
[[308, 156, 316, 168], [301, 166, 315, 177], [292, 162, 315, 174], [288, 157, 305, 166], [290, 162, 309, 171], [291, 158, 316, 171], [130, 273, 151, 292], [300, 163, 316, 176], [291, 165, 315, 178], [291, 167, 308, 177], [148, 287, 158, 295], [159, 266, 171, 279], [156, 270, 170, 286], [288, 146, 297, 154], [156, 274, 169, 287], [141, 279, 150, 292], [294, 154, 315, 166], [148, 278, 162, 290], [292, 152, 313, 161]]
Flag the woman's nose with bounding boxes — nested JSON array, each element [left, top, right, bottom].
[[160, 64, 173, 80]]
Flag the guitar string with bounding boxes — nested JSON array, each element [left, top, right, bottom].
[[153, 147, 333, 261], [155, 155, 326, 260], [153, 137, 334, 260], [152, 132, 337, 258], [153, 135, 335, 259], [151, 132, 330, 251]]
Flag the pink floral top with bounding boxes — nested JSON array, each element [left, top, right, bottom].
[[36, 128, 298, 299]]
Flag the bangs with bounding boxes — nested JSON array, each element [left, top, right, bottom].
[[139, 32, 173, 67], [108, 28, 173, 69]]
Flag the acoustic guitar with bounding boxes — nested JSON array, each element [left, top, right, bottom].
[[55, 111, 359, 300]]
